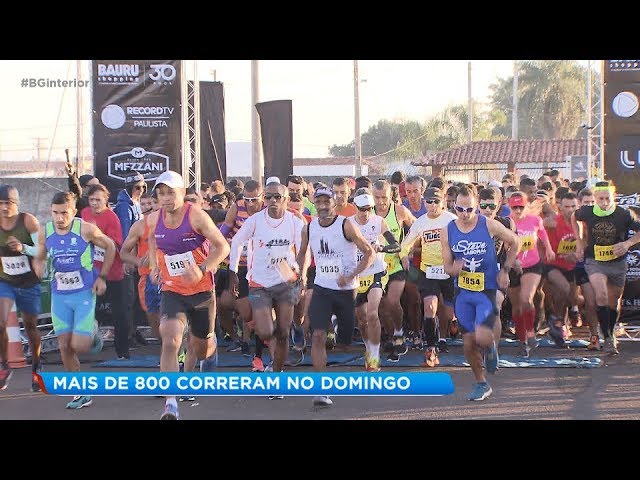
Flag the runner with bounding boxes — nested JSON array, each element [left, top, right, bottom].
[[441, 185, 520, 401], [400, 186, 457, 367], [543, 192, 580, 347], [120, 193, 162, 341], [573, 181, 640, 354], [147, 171, 230, 420], [508, 191, 555, 357], [372, 179, 416, 360], [477, 187, 517, 343], [36, 191, 115, 409], [0, 185, 44, 391], [575, 188, 600, 350], [297, 186, 375, 407], [349, 188, 400, 372], [229, 182, 305, 385]]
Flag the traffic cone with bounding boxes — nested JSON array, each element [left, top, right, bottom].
[[7, 304, 27, 368]]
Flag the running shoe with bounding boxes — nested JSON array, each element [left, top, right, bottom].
[[160, 403, 179, 420], [422, 347, 439, 368], [518, 342, 531, 358], [485, 341, 499, 374], [392, 335, 408, 356], [548, 318, 566, 347], [437, 339, 449, 353], [568, 310, 583, 328], [290, 323, 306, 352], [364, 352, 381, 372], [66, 395, 93, 409], [178, 395, 196, 402], [325, 332, 336, 350], [227, 340, 244, 352], [286, 349, 304, 367], [267, 395, 285, 400], [312, 395, 333, 407], [468, 382, 492, 401], [89, 322, 104, 354], [31, 371, 42, 393], [587, 335, 601, 351], [0, 366, 13, 391], [526, 336, 540, 350], [251, 355, 265, 372]]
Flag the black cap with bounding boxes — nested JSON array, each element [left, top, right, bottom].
[[79, 174, 96, 188], [424, 187, 444, 200]]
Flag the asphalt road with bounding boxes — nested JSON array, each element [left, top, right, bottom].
[[2, 331, 639, 420]]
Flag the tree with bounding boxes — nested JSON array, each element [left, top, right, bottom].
[[489, 60, 591, 139]]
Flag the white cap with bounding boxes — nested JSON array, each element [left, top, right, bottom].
[[353, 187, 374, 208], [154, 170, 184, 190], [266, 176, 280, 185], [487, 180, 501, 188]]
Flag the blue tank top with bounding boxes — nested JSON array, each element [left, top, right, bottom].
[[402, 199, 427, 218], [45, 218, 96, 295], [447, 215, 498, 291]]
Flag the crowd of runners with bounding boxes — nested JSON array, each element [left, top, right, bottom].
[[0, 165, 639, 419]]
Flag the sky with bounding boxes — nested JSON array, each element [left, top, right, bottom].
[[0, 59, 581, 166]]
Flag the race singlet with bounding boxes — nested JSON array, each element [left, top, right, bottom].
[[1, 255, 31, 275], [594, 244, 617, 262], [164, 251, 196, 277], [459, 270, 484, 292], [357, 275, 374, 294]]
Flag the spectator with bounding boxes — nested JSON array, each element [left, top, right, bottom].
[[65, 162, 99, 217]]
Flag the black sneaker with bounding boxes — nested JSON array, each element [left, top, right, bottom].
[[437, 339, 449, 353], [387, 351, 400, 362], [392, 336, 408, 356]]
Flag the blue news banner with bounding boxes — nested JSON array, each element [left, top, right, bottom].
[[37, 372, 455, 397]]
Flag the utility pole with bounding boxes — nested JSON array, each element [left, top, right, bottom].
[[76, 60, 84, 175], [467, 61, 473, 143], [251, 60, 263, 185], [354, 60, 362, 177], [512, 60, 519, 140], [33, 137, 47, 162]]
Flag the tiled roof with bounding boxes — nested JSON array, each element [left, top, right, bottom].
[[293, 156, 375, 166], [410, 139, 588, 167]]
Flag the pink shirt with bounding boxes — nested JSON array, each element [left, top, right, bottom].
[[512, 214, 549, 269], [81, 207, 124, 281]]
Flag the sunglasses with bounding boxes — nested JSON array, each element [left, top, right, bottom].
[[454, 205, 474, 213], [511, 205, 525, 211], [357, 206, 372, 212], [264, 194, 283, 201], [425, 199, 441, 204], [243, 196, 261, 203], [479, 203, 497, 210]]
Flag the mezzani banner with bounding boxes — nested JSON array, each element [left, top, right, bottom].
[[36, 372, 455, 397], [91, 60, 182, 196]]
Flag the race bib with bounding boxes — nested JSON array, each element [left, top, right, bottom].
[[164, 251, 196, 277], [55, 270, 84, 291], [425, 265, 449, 280], [385, 254, 399, 273], [357, 275, 374, 294], [94, 246, 105, 262], [558, 240, 576, 255], [1, 255, 31, 275], [317, 261, 341, 279], [520, 236, 535, 251], [459, 270, 484, 292], [594, 244, 617, 262]]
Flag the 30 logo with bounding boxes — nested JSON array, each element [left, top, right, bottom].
[[149, 64, 176, 84]]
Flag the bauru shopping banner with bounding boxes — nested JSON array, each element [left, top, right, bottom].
[[91, 60, 182, 199]]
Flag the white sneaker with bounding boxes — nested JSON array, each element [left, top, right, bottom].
[[312, 395, 333, 407]]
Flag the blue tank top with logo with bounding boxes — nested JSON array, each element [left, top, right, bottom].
[[447, 215, 498, 291], [45, 218, 96, 295]]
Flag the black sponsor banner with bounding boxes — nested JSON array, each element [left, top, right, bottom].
[[199, 81, 227, 184], [91, 60, 182, 198], [621, 201, 640, 322], [256, 100, 293, 183], [603, 61, 640, 322]]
